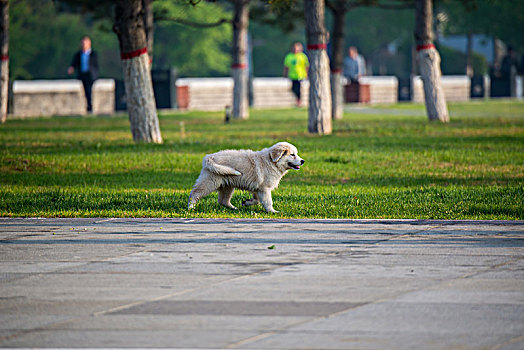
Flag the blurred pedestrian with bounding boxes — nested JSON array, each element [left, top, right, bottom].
[[343, 46, 366, 83], [500, 46, 519, 79], [68, 36, 99, 112], [283, 42, 309, 107]]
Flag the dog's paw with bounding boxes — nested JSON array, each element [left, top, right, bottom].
[[242, 199, 258, 207]]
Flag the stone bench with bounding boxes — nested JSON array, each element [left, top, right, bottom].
[[92, 79, 115, 115], [176, 76, 400, 110], [358, 76, 399, 104], [344, 82, 371, 103], [12, 79, 115, 118], [253, 78, 309, 108], [176, 77, 310, 111], [176, 78, 233, 111], [412, 75, 470, 103]]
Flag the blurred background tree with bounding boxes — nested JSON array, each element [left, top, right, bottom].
[[152, 0, 232, 76], [9, 0, 233, 79], [10, 0, 118, 79], [8, 0, 524, 81]]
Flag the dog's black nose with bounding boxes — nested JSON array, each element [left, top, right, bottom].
[[300, 159, 305, 165]]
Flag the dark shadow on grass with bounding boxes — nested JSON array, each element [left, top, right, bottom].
[[1, 182, 522, 219], [0, 170, 197, 189], [464, 206, 524, 219], [1, 168, 522, 189], [292, 174, 522, 187], [0, 188, 191, 213], [0, 140, 219, 156]]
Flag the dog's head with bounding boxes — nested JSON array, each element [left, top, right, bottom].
[[269, 142, 305, 171]]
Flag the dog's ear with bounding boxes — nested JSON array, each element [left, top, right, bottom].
[[270, 145, 288, 162]]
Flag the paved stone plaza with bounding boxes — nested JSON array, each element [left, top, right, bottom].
[[0, 218, 523, 349]]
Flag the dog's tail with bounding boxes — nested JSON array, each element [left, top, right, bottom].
[[203, 156, 242, 176]]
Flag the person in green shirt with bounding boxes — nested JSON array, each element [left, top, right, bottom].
[[283, 42, 309, 106]]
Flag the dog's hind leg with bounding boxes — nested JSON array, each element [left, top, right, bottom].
[[188, 174, 219, 209], [218, 186, 237, 209], [242, 192, 259, 207]]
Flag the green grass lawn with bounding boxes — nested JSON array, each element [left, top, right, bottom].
[[1, 100, 523, 219]]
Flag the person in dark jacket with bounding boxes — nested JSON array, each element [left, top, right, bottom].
[[68, 36, 99, 112]]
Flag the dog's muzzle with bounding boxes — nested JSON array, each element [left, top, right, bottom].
[[288, 159, 305, 170]]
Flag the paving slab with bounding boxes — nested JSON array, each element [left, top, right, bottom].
[[0, 218, 523, 349]]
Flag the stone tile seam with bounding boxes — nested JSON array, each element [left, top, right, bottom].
[[226, 251, 524, 348], [223, 230, 441, 349], [0, 276, 236, 344], [491, 334, 524, 350], [92, 237, 373, 324], [225, 331, 275, 349], [460, 257, 524, 280], [361, 225, 439, 247], [90, 248, 340, 318], [1, 218, 523, 226], [224, 301, 372, 349]]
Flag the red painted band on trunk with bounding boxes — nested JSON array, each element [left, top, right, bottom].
[[1, 55, 8, 61], [231, 63, 247, 69], [120, 47, 148, 60], [416, 43, 436, 51], [307, 43, 327, 50], [331, 68, 342, 73]]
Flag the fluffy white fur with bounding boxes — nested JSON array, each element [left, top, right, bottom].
[[188, 142, 304, 213]]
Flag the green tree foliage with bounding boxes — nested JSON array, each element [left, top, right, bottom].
[[8, 0, 523, 80], [10, 0, 119, 80], [329, 6, 414, 77], [439, 44, 487, 75], [250, 21, 305, 77], [438, 0, 524, 53], [9, 0, 232, 79], [152, 0, 232, 77]]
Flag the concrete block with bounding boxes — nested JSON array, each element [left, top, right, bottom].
[[412, 75, 471, 102], [12, 79, 115, 118], [13, 80, 86, 117], [92, 79, 115, 115]]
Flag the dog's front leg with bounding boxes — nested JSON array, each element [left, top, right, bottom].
[[258, 190, 278, 213]]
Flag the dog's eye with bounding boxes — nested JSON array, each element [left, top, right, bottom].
[[290, 154, 295, 157]]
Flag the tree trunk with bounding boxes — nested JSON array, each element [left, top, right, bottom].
[[232, 0, 249, 120], [415, 0, 448, 123], [114, 0, 162, 143], [465, 32, 473, 77], [304, 0, 332, 135], [0, 0, 8, 124], [329, 0, 346, 120], [330, 72, 343, 120], [142, 0, 154, 64]]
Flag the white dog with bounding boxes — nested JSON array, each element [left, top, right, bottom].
[[188, 142, 304, 213]]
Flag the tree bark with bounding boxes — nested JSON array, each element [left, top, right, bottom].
[[415, 0, 449, 123], [304, 0, 332, 135], [232, 0, 249, 120], [329, 0, 346, 120], [330, 71, 343, 120], [114, 0, 162, 143], [142, 0, 154, 64], [465, 32, 473, 77], [492, 37, 503, 70], [0, 0, 8, 124]]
